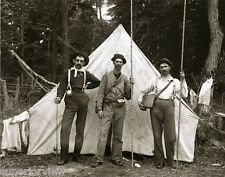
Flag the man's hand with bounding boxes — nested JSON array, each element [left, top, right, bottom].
[[97, 110, 103, 119], [180, 71, 185, 80], [130, 77, 135, 85], [138, 101, 146, 111], [55, 97, 61, 104]]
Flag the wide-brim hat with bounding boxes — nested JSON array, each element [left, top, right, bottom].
[[157, 58, 173, 68], [111, 54, 126, 64], [70, 51, 89, 66]]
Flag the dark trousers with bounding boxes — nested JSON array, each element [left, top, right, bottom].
[[150, 98, 176, 166], [60, 91, 89, 160]]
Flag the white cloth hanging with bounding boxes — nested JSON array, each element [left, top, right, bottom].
[[1, 119, 21, 151], [1, 111, 29, 151], [198, 78, 213, 105], [189, 89, 198, 109]]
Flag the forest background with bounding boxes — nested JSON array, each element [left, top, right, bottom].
[[1, 0, 225, 117]]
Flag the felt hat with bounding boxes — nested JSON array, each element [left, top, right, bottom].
[[70, 51, 89, 66], [157, 58, 173, 68], [111, 54, 126, 64]]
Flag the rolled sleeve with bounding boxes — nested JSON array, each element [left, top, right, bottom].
[[174, 79, 188, 98], [57, 71, 67, 99], [139, 78, 155, 102], [96, 74, 107, 111], [124, 77, 131, 100]]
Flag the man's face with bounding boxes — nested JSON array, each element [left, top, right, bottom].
[[73, 56, 85, 69], [159, 63, 171, 76], [113, 58, 124, 70]]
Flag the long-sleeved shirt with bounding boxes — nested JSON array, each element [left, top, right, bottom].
[[57, 68, 100, 99], [96, 71, 131, 111], [139, 74, 188, 102]]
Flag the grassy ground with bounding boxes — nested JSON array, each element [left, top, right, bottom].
[[0, 144, 224, 177]]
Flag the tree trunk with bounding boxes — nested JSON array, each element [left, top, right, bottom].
[[61, 0, 69, 71], [205, 0, 224, 73], [1, 79, 9, 119], [14, 77, 20, 104], [20, 0, 25, 85], [97, 0, 103, 21], [51, 35, 57, 82]]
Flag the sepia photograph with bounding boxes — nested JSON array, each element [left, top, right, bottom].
[[0, 0, 225, 176]]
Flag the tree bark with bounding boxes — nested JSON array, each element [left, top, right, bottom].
[[20, 0, 25, 85], [1, 79, 9, 119], [61, 0, 69, 71], [205, 0, 224, 73], [51, 35, 57, 83], [14, 77, 20, 104]]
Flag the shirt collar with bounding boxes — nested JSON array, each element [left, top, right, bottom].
[[70, 67, 85, 77], [70, 66, 85, 72], [159, 74, 174, 81]]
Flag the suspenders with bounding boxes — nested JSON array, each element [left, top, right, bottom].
[[67, 68, 86, 93], [154, 77, 176, 99]]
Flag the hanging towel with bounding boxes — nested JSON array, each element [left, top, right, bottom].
[[1, 111, 30, 151], [1, 119, 21, 151], [189, 89, 198, 109], [198, 78, 213, 105]]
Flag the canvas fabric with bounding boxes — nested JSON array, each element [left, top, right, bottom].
[[23, 25, 199, 162]]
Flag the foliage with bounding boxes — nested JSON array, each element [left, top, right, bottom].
[[1, 0, 225, 93], [1, 0, 110, 82]]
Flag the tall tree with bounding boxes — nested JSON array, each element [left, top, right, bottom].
[[61, 0, 69, 71], [205, 0, 224, 74]]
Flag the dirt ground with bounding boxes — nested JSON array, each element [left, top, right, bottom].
[[0, 145, 224, 177]]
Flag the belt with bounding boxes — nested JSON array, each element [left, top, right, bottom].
[[156, 98, 173, 101], [73, 88, 84, 92]]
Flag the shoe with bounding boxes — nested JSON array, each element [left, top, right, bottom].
[[156, 162, 164, 169], [91, 160, 102, 168], [111, 160, 123, 166], [168, 164, 176, 170], [57, 159, 68, 165], [73, 156, 80, 162]]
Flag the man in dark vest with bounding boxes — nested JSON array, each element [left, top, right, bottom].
[[139, 58, 187, 169], [91, 54, 132, 167], [55, 51, 100, 165]]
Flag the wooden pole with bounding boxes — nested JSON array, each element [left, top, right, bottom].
[[130, 0, 134, 168], [9, 50, 56, 86], [177, 0, 187, 169]]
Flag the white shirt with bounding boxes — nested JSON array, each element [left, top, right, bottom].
[[139, 74, 188, 101]]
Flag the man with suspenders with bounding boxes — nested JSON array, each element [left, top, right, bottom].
[[55, 52, 100, 165], [139, 58, 188, 169]]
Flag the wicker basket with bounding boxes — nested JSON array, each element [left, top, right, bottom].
[[142, 93, 156, 108]]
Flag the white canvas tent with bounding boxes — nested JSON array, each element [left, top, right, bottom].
[[27, 24, 199, 162]]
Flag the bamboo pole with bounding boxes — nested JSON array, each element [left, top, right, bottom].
[[176, 0, 187, 169], [130, 0, 134, 168]]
